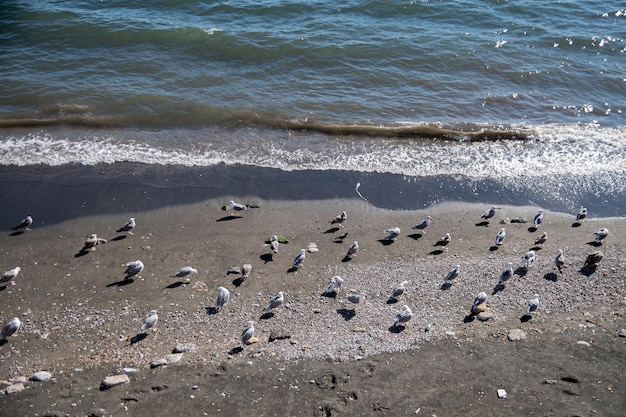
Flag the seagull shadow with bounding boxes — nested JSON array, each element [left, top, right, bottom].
[[111, 235, 127, 242], [165, 281, 185, 289], [378, 239, 394, 246], [130, 333, 147, 345], [216, 215, 242, 222], [571, 222, 582, 228], [228, 346, 244, 355], [205, 306, 219, 315], [488, 245, 499, 252], [440, 282, 452, 291], [0, 339, 7, 346], [407, 233, 423, 241], [341, 255, 352, 263], [74, 249, 91, 258], [475, 221, 490, 227], [321, 291, 338, 299], [389, 325, 406, 333], [514, 267, 528, 277], [579, 265, 597, 276], [528, 226, 538, 232], [260, 253, 274, 264], [259, 312, 274, 320], [8, 231, 24, 237], [106, 278, 135, 287], [337, 308, 356, 321], [232, 277, 245, 287], [544, 272, 558, 282], [323, 227, 340, 234], [386, 298, 399, 305], [586, 241, 602, 247], [463, 314, 476, 323], [520, 314, 532, 323], [428, 249, 445, 256], [529, 246, 543, 252], [492, 284, 505, 295], [287, 267, 299, 273]]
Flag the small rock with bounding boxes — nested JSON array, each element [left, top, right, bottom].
[[150, 359, 168, 368], [269, 331, 291, 342], [100, 374, 130, 390], [444, 331, 456, 337], [471, 304, 488, 315], [244, 336, 259, 345], [617, 329, 626, 338], [497, 388, 507, 399], [576, 340, 590, 347], [4, 382, 25, 395], [227, 266, 241, 275], [476, 310, 495, 321], [542, 379, 557, 385], [29, 371, 52, 382], [307, 247, 319, 253], [507, 329, 527, 341], [173, 343, 197, 353], [87, 408, 107, 417], [165, 353, 183, 363], [122, 368, 139, 375]]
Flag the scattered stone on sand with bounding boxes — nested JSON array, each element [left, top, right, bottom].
[[497, 388, 507, 399], [307, 242, 319, 253], [471, 303, 488, 315], [173, 343, 197, 353], [87, 408, 107, 417], [4, 382, 24, 395], [269, 330, 292, 342], [191, 281, 208, 292], [510, 217, 528, 223], [227, 266, 241, 275], [618, 329, 626, 338], [476, 310, 494, 321], [100, 374, 130, 390], [543, 379, 557, 385], [150, 359, 168, 368], [29, 371, 52, 382], [507, 329, 527, 341], [244, 336, 259, 345], [122, 368, 139, 375], [165, 353, 184, 363], [576, 340, 591, 347]]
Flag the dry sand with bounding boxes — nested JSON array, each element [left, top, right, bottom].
[[1, 190, 625, 416]]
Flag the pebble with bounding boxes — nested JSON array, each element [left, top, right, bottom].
[[100, 374, 130, 390], [507, 329, 527, 341], [576, 341, 591, 347], [122, 368, 140, 375], [497, 388, 507, 399], [165, 353, 184, 363], [173, 343, 197, 353], [476, 311, 494, 321], [4, 382, 25, 395], [150, 359, 168, 368], [618, 329, 626, 338], [29, 371, 52, 382]]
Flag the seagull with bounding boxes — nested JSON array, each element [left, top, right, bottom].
[[584, 251, 603, 267], [576, 206, 587, 222], [591, 228, 609, 244], [470, 291, 488, 313], [270, 235, 279, 254], [346, 293, 365, 309], [331, 211, 347, 226], [215, 287, 230, 313], [444, 265, 460, 283], [124, 260, 144, 279], [0, 317, 20, 340], [0, 267, 21, 286], [534, 232, 548, 245], [173, 266, 197, 281], [263, 291, 284, 312], [481, 206, 499, 221], [116, 217, 135, 235], [525, 294, 540, 316], [555, 249, 565, 273], [292, 249, 306, 269], [436, 233, 451, 246], [228, 200, 247, 215], [384, 227, 401, 241], [138, 310, 158, 334], [389, 280, 408, 300], [495, 228, 506, 246], [239, 321, 255, 345], [346, 241, 358, 258], [82, 233, 106, 251], [325, 276, 344, 295], [521, 250, 536, 268], [533, 210, 544, 228], [12, 215, 33, 231], [412, 216, 431, 232], [393, 305, 413, 327], [241, 264, 252, 281], [498, 263, 514, 286]]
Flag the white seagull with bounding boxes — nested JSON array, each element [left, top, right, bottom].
[[228, 200, 247, 215], [495, 228, 506, 246], [325, 276, 344, 295], [82, 233, 106, 251], [215, 287, 230, 313], [498, 263, 514, 287], [346, 241, 359, 258], [384, 227, 401, 241], [12, 215, 33, 231], [520, 250, 536, 268], [412, 216, 431, 232], [270, 235, 279, 254], [263, 291, 284, 312], [525, 294, 540, 316], [481, 206, 499, 221], [533, 210, 544, 228], [555, 249, 565, 274], [116, 217, 136, 234], [1, 267, 21, 286], [584, 251, 603, 267], [346, 293, 365, 309], [331, 211, 347, 226], [0, 317, 21, 339], [576, 206, 587, 222], [591, 228, 609, 244], [124, 260, 144, 279], [292, 249, 306, 269], [389, 280, 408, 300], [534, 232, 547, 245], [139, 310, 158, 334], [239, 321, 255, 345], [173, 266, 197, 281], [471, 292, 488, 313], [444, 265, 460, 283], [393, 305, 413, 327]]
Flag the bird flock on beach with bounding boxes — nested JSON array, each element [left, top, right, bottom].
[[0, 203, 613, 352]]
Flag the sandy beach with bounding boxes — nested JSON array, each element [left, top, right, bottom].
[[0, 164, 625, 416]]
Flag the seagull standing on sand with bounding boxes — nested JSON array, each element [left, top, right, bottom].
[[0, 317, 20, 340], [124, 260, 144, 279], [241, 264, 252, 281], [325, 276, 344, 295], [384, 227, 401, 241], [495, 228, 506, 246], [555, 249, 565, 273], [1, 267, 21, 286], [436, 233, 452, 246], [82, 233, 106, 251], [292, 249, 306, 269], [498, 263, 513, 287], [389, 280, 408, 301], [525, 294, 540, 316], [533, 210, 544, 228], [534, 232, 548, 245], [591, 228, 609, 244], [215, 287, 230, 313], [139, 310, 158, 334], [263, 291, 284, 312], [521, 250, 536, 268], [576, 206, 587, 222], [173, 266, 197, 281], [470, 292, 488, 314], [481, 206, 499, 222], [412, 216, 431, 233], [444, 265, 460, 284], [584, 251, 604, 267], [239, 321, 255, 345], [346, 293, 365, 309], [116, 217, 135, 235], [12, 215, 33, 231], [331, 211, 347, 226], [393, 305, 413, 327], [228, 200, 247, 216], [346, 241, 358, 258], [270, 235, 279, 254]]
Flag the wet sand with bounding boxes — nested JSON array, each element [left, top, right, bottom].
[[0, 164, 625, 416]]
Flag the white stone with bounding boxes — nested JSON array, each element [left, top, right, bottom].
[[122, 368, 140, 375], [29, 371, 52, 382], [576, 340, 591, 347], [507, 329, 527, 341], [497, 389, 507, 399], [173, 343, 196, 353], [4, 383, 24, 395], [166, 353, 183, 363], [100, 374, 130, 390]]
